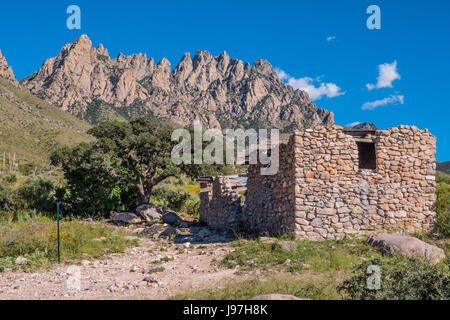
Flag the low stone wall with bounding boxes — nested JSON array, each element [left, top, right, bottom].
[[200, 124, 437, 240]]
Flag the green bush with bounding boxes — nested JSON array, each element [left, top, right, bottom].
[[0, 176, 57, 215], [436, 173, 450, 236], [0, 184, 12, 212], [3, 173, 18, 184], [150, 185, 200, 215], [0, 182, 25, 214], [16, 176, 56, 213], [337, 257, 450, 300]]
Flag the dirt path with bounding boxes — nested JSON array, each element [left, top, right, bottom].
[[0, 230, 241, 300]]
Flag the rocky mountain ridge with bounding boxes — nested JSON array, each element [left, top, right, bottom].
[[22, 35, 334, 130]]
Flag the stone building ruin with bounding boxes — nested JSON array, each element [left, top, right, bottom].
[[199, 124, 437, 240]]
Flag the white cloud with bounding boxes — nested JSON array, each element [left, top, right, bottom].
[[276, 68, 289, 81], [326, 36, 336, 42], [275, 68, 345, 101], [346, 121, 362, 127], [366, 61, 401, 90], [361, 94, 404, 110]]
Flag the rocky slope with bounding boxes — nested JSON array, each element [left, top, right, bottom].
[[437, 161, 450, 175], [22, 35, 333, 130], [0, 50, 18, 86], [350, 122, 378, 130]]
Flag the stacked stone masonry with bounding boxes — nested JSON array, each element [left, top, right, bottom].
[[199, 177, 242, 231], [200, 125, 437, 240]]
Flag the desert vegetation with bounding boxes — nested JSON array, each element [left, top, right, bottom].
[[0, 116, 448, 300], [0, 212, 137, 272], [173, 235, 449, 300]]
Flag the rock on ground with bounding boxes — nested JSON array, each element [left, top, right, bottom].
[[368, 233, 445, 264], [162, 212, 183, 226], [0, 226, 238, 300], [15, 256, 29, 265], [111, 212, 141, 224], [135, 204, 164, 223], [278, 241, 297, 252]]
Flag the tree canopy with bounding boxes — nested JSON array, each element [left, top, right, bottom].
[[51, 117, 223, 216]]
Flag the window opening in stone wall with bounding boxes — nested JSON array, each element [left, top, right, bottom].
[[357, 142, 376, 170]]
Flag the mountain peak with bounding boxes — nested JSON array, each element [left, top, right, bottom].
[[21, 35, 334, 130], [253, 59, 277, 79], [75, 34, 91, 43], [97, 43, 109, 57], [0, 49, 18, 85]]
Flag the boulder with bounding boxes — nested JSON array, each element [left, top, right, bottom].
[[123, 236, 139, 241], [91, 237, 106, 242], [159, 226, 178, 239], [111, 212, 141, 224], [278, 241, 297, 252], [162, 211, 183, 226], [368, 233, 445, 264], [250, 294, 309, 300], [140, 224, 167, 239], [197, 228, 211, 238], [135, 204, 164, 222]]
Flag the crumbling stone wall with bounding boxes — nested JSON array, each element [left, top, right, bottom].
[[199, 176, 242, 231], [245, 138, 296, 234], [200, 124, 437, 240]]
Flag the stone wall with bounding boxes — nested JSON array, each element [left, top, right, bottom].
[[245, 137, 296, 234], [199, 177, 242, 231], [200, 124, 437, 240]]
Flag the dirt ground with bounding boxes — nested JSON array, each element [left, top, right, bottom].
[[0, 225, 244, 300]]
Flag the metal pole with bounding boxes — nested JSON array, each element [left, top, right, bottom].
[[57, 202, 60, 264]]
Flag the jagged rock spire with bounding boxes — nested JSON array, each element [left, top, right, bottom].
[[0, 49, 18, 85], [21, 35, 334, 130]]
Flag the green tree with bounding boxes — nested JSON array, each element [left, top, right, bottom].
[[51, 117, 211, 216]]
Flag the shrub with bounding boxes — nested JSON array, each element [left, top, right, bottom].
[[0, 183, 24, 214], [337, 257, 450, 300], [0, 184, 12, 212], [150, 185, 200, 215], [16, 176, 56, 213], [151, 186, 189, 211], [2, 173, 18, 184], [0, 213, 137, 272], [436, 173, 450, 236]]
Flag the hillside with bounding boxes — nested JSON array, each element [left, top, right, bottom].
[[0, 78, 91, 168], [22, 35, 333, 131], [437, 161, 450, 175]]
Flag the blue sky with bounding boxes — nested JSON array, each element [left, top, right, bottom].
[[0, 0, 449, 160]]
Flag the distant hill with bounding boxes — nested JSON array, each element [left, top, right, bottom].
[[0, 78, 91, 169], [437, 161, 450, 175], [342, 122, 378, 131]]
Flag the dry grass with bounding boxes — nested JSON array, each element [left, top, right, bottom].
[[0, 213, 137, 272]]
